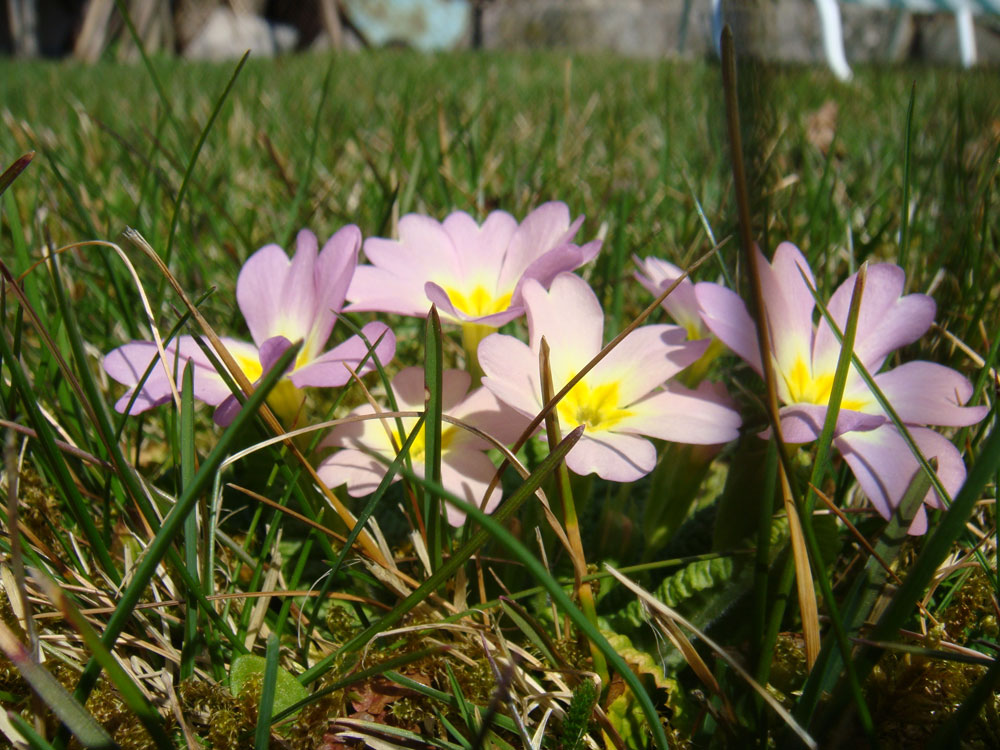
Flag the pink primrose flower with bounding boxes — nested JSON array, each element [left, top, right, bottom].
[[345, 202, 601, 328], [478, 272, 742, 482], [695, 241, 988, 533], [317, 367, 530, 526], [103, 227, 396, 425]]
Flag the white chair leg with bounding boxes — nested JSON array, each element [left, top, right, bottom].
[[956, 9, 977, 67], [711, 0, 723, 58], [814, 0, 853, 80]]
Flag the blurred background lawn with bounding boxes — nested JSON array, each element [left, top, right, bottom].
[[2, 51, 997, 358]]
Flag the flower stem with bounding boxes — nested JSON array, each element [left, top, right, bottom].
[[461, 322, 491, 382], [538, 338, 609, 687]]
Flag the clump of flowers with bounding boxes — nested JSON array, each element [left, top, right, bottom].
[[103, 227, 395, 425], [102, 212, 986, 540], [695, 241, 988, 533]]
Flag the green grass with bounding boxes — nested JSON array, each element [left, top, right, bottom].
[[1, 49, 999, 749]]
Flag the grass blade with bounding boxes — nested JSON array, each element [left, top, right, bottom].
[[424, 306, 444, 571], [162, 52, 249, 269], [8, 712, 58, 750], [0, 290, 120, 581], [898, 83, 916, 269], [254, 634, 280, 750], [180, 361, 200, 680], [605, 564, 817, 750]]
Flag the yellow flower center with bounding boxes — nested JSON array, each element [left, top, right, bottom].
[[783, 356, 865, 411], [231, 351, 305, 423], [446, 285, 513, 318], [393, 421, 457, 461], [557, 380, 633, 432]]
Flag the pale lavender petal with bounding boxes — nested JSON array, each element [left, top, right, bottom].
[[236, 244, 294, 347], [633, 255, 705, 336], [212, 393, 243, 427], [317, 449, 390, 498], [523, 274, 603, 380], [211, 336, 302, 427], [280, 229, 320, 342], [365, 214, 459, 276], [321, 406, 396, 454], [615, 381, 741, 445], [759, 242, 817, 377], [346, 265, 434, 316], [778, 404, 886, 443], [104, 337, 238, 414], [564, 430, 657, 481], [259, 336, 294, 374], [310, 225, 362, 346], [449, 385, 534, 450], [511, 240, 602, 306], [874, 361, 988, 427], [440, 449, 505, 527], [346, 215, 461, 317], [813, 263, 935, 374], [442, 210, 518, 280], [576, 238, 602, 266], [423, 282, 463, 322], [387, 366, 427, 410], [588, 325, 706, 404], [289, 322, 396, 387], [236, 232, 322, 348], [440, 368, 474, 411], [496, 202, 573, 291], [389, 366, 472, 412], [104, 341, 177, 413], [907, 506, 929, 535], [695, 282, 762, 373], [835, 424, 967, 533], [424, 282, 524, 327], [479, 334, 544, 419]]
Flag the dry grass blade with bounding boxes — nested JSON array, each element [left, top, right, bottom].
[[4, 430, 38, 664], [0, 151, 34, 197], [783, 474, 820, 666], [644, 601, 735, 724], [0, 419, 110, 468], [604, 563, 818, 750]]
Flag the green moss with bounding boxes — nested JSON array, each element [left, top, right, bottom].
[[769, 633, 808, 698], [179, 678, 255, 750], [867, 652, 1000, 748], [942, 569, 996, 644], [325, 604, 361, 644]]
